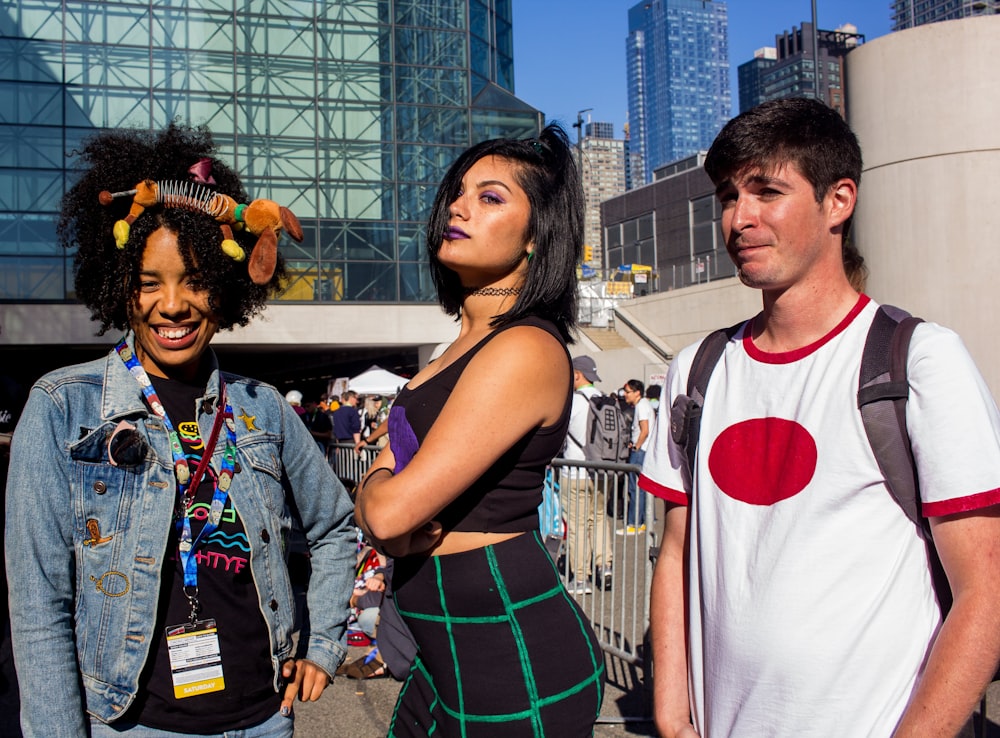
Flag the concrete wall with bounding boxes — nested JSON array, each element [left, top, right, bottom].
[[618, 277, 760, 356], [0, 303, 457, 350], [847, 15, 1000, 397]]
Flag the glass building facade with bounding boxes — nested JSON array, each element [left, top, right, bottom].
[[891, 0, 998, 30], [625, 0, 730, 186], [0, 0, 541, 305]]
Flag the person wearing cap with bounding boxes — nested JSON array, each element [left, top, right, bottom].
[[285, 389, 306, 416], [561, 355, 613, 594]]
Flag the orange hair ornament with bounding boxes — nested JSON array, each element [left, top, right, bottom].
[[98, 159, 302, 285]]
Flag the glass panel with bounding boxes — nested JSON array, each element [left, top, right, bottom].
[[65, 44, 151, 87], [65, 87, 150, 128], [395, 66, 467, 107], [394, 27, 465, 67], [0, 82, 63, 126], [0, 168, 62, 212], [319, 139, 391, 184], [470, 36, 490, 81], [337, 260, 397, 301], [238, 95, 317, 139], [395, 105, 467, 145], [395, 0, 464, 30], [236, 55, 316, 98], [0, 127, 65, 168], [320, 180, 393, 221], [399, 260, 435, 302], [242, 16, 315, 59], [397, 223, 424, 262], [236, 136, 316, 180], [318, 102, 388, 142], [316, 21, 387, 63], [317, 0, 388, 25], [151, 7, 234, 51], [0, 255, 67, 299], [0, 39, 63, 83], [153, 91, 233, 133], [318, 221, 396, 261], [397, 143, 462, 185], [317, 61, 385, 102], [397, 181, 436, 223], [0, 213, 59, 255], [64, 4, 150, 45], [469, 0, 489, 41], [7, 1, 66, 41], [470, 108, 538, 144], [638, 213, 654, 240]]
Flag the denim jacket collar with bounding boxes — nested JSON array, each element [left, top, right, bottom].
[[99, 332, 223, 421]]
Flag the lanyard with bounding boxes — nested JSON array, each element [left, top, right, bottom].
[[115, 338, 237, 622]]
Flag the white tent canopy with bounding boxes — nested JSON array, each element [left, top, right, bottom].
[[347, 365, 408, 396]]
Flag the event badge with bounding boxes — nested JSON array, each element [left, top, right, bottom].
[[165, 619, 226, 699]]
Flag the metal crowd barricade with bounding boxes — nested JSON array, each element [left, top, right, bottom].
[[547, 457, 656, 723], [328, 441, 381, 491], [328, 444, 656, 723]]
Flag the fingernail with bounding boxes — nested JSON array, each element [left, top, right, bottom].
[[280, 705, 291, 717]]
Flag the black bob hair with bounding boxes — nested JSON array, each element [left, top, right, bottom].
[[425, 124, 582, 343], [58, 123, 286, 335]]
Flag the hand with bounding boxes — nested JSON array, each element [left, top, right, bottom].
[[280, 658, 331, 716]]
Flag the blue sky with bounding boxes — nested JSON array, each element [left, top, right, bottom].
[[511, 0, 893, 135]]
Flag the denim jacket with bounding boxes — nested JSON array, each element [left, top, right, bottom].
[[4, 336, 356, 737]]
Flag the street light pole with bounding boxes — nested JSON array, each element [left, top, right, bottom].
[[573, 107, 593, 184], [573, 108, 593, 269]]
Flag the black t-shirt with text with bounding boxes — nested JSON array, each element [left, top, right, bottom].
[[125, 376, 279, 732]]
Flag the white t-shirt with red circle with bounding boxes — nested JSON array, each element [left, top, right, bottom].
[[640, 295, 1000, 736]]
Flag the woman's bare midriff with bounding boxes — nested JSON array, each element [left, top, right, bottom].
[[430, 530, 525, 556]]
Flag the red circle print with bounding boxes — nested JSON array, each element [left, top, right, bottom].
[[708, 418, 817, 505]]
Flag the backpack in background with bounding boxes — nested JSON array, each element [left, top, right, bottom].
[[572, 392, 631, 463]]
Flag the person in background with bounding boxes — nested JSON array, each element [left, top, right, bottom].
[[285, 389, 306, 417], [354, 124, 604, 736], [561, 355, 613, 594], [301, 394, 333, 455], [5, 124, 356, 738], [620, 379, 652, 535], [333, 390, 362, 446]]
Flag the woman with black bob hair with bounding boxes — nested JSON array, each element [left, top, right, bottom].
[[355, 124, 604, 736], [425, 123, 582, 340], [6, 123, 357, 737]]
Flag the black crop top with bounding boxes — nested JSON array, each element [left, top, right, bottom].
[[388, 315, 572, 533]]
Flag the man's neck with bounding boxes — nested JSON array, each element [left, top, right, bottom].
[[754, 274, 861, 353]]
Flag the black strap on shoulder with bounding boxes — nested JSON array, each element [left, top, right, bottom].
[[857, 305, 925, 530], [670, 321, 743, 476]]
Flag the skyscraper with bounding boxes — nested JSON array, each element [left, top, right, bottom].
[[0, 0, 540, 308], [580, 122, 626, 272], [892, 0, 998, 30], [737, 23, 863, 117], [626, 0, 731, 186]]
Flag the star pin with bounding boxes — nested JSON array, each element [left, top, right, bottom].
[[237, 408, 258, 432]]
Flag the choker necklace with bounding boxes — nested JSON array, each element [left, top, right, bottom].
[[465, 286, 521, 297]]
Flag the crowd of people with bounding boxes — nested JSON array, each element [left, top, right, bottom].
[[4, 96, 1000, 738]]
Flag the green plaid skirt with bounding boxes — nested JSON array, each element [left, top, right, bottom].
[[388, 531, 605, 737]]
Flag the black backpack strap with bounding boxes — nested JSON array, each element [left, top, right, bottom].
[[670, 321, 743, 477], [857, 305, 925, 530]]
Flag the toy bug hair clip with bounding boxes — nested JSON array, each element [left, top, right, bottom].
[[98, 159, 303, 285]]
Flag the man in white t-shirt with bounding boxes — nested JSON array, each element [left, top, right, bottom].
[[561, 355, 613, 594], [620, 379, 652, 534], [640, 97, 1000, 737]]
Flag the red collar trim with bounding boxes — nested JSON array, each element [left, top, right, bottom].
[[743, 294, 871, 365]]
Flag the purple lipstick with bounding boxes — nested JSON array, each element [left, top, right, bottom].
[[444, 226, 469, 240]]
